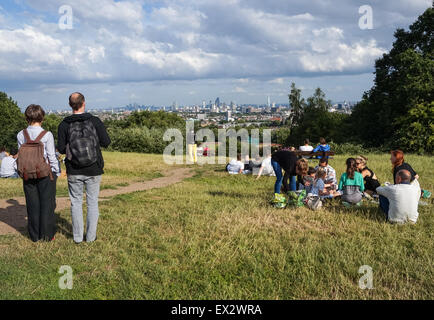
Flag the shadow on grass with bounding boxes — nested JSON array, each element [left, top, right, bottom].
[[55, 213, 73, 239], [0, 199, 27, 235], [0, 199, 73, 239], [324, 199, 387, 223], [208, 190, 254, 199]]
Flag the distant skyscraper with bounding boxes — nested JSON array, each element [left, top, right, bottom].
[[226, 110, 232, 121], [215, 97, 220, 108], [267, 96, 271, 108]]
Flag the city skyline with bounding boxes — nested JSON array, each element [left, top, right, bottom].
[[0, 0, 431, 109]]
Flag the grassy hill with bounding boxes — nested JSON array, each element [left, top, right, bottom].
[[0, 152, 432, 299]]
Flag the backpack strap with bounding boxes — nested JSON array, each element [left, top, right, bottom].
[[23, 129, 33, 143], [34, 130, 48, 143]]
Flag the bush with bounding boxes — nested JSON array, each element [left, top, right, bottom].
[[328, 141, 384, 155], [107, 127, 169, 154]]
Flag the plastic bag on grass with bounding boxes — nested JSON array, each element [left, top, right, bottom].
[[287, 190, 306, 208], [272, 193, 287, 208]]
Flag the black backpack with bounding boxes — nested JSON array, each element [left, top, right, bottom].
[[67, 119, 99, 167]]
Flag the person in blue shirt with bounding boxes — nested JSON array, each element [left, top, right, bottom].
[[313, 137, 331, 159]]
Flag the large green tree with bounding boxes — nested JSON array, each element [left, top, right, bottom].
[[287, 87, 350, 146], [350, 6, 433, 153], [0, 92, 26, 151]]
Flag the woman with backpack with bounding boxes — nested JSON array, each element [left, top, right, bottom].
[[17, 104, 60, 242]]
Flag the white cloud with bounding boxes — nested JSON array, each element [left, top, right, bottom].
[[269, 78, 285, 84], [300, 39, 386, 72], [233, 87, 246, 93], [0, 0, 430, 107]]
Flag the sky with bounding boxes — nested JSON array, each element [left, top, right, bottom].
[[0, 0, 431, 110]]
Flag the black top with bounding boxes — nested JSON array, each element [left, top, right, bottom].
[[58, 113, 111, 176], [271, 150, 298, 175], [361, 166, 380, 192], [393, 162, 417, 184]]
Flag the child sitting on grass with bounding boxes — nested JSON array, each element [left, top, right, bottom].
[[311, 168, 339, 199], [300, 167, 316, 193]]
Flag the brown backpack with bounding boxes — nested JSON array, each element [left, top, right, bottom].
[[17, 129, 53, 181]]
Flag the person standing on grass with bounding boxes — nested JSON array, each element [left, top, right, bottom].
[[17, 105, 60, 242], [376, 169, 421, 224], [57, 93, 111, 244], [271, 149, 308, 195]]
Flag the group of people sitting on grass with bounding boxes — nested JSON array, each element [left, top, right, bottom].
[[226, 137, 430, 224], [269, 144, 430, 224], [225, 138, 331, 177]]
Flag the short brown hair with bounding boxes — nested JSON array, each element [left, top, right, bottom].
[[69, 92, 85, 111], [25, 104, 45, 124], [319, 137, 326, 144]]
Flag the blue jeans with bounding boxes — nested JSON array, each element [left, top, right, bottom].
[[379, 195, 389, 220], [67, 175, 102, 243], [3, 172, 19, 178], [271, 159, 296, 194]]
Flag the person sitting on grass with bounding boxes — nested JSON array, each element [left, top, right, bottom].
[[299, 166, 316, 193], [311, 168, 340, 199], [376, 169, 421, 224], [0, 149, 18, 178], [313, 137, 331, 159], [0, 146, 9, 162], [338, 158, 365, 206], [226, 154, 245, 175], [314, 157, 337, 191], [356, 155, 380, 198], [390, 150, 431, 199]]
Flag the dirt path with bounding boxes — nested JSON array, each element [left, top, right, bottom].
[[0, 167, 193, 236]]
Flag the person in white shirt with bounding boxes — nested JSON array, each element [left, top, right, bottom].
[[256, 152, 275, 179], [17, 104, 60, 242], [0, 149, 18, 178], [0, 147, 9, 162], [376, 169, 421, 224], [226, 154, 244, 174], [299, 139, 314, 152]]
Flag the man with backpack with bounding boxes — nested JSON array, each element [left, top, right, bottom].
[[57, 93, 111, 244]]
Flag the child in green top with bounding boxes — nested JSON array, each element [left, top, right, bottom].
[[338, 158, 364, 204]]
